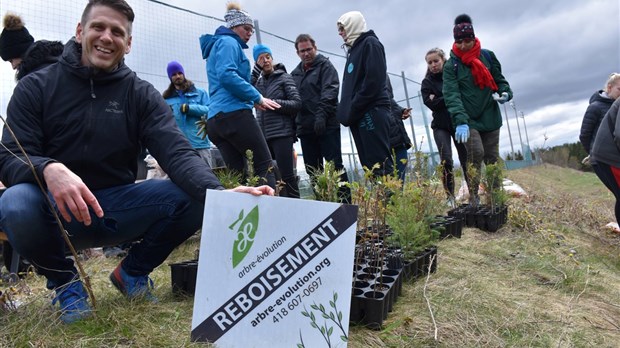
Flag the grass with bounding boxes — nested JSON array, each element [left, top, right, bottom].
[[1, 164, 619, 347]]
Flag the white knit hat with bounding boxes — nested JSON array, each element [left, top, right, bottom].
[[224, 3, 253, 29]]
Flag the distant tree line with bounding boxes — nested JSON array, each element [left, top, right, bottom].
[[537, 142, 591, 171]]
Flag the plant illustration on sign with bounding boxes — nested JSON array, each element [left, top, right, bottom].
[[229, 205, 259, 268], [297, 292, 347, 347]]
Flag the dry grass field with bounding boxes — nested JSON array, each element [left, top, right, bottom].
[[1, 164, 619, 347]]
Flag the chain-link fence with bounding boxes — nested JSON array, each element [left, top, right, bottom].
[[2, 0, 535, 188]]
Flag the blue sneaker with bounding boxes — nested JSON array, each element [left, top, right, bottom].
[[52, 280, 93, 324], [109, 263, 158, 303]]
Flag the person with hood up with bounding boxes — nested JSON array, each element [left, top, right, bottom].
[[443, 14, 512, 206], [336, 11, 393, 177], [252, 44, 302, 198], [199, 2, 280, 189], [579, 73, 620, 164], [0, 12, 64, 80]]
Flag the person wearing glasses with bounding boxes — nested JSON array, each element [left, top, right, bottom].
[[442, 14, 512, 206], [291, 34, 350, 202], [199, 2, 280, 189]]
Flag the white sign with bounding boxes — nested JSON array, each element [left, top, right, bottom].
[[191, 190, 358, 347]]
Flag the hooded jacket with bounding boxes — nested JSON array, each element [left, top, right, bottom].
[[443, 48, 512, 132], [337, 30, 390, 127], [254, 63, 302, 140], [580, 90, 614, 154], [0, 38, 223, 202], [421, 70, 454, 131], [163, 82, 211, 149], [591, 98, 620, 167], [291, 54, 340, 136], [199, 26, 261, 119], [16, 39, 64, 80]]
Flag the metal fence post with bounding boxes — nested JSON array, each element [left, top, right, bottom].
[[400, 71, 417, 152]]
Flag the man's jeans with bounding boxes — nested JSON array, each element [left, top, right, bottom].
[[0, 180, 204, 289]]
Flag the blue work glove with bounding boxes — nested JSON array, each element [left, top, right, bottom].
[[455, 124, 470, 143], [493, 92, 510, 104]]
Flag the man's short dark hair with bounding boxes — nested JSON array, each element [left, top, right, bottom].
[[295, 34, 316, 51], [81, 0, 135, 34]]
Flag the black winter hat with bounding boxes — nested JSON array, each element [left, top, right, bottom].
[[0, 13, 35, 61], [453, 14, 475, 41]]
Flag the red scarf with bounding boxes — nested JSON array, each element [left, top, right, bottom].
[[452, 38, 498, 91]]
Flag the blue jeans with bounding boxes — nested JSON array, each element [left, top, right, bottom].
[[0, 180, 204, 289]]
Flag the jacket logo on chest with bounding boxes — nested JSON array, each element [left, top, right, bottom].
[[105, 100, 123, 115]]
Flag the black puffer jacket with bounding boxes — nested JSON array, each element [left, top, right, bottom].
[[579, 90, 614, 154], [16, 40, 64, 80], [421, 71, 453, 131], [254, 63, 302, 140], [291, 54, 340, 136], [0, 38, 223, 202]]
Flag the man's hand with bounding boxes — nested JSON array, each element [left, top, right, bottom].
[[314, 118, 326, 135], [255, 97, 281, 111], [43, 163, 104, 226], [227, 185, 275, 196], [402, 108, 412, 120]]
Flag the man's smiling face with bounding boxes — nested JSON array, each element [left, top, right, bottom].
[[76, 4, 132, 72]]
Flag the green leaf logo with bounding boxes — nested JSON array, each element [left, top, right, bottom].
[[230, 205, 259, 268]]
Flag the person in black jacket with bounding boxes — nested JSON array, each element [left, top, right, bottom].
[[0, 12, 64, 275], [0, 12, 64, 81], [386, 77, 412, 182], [421, 47, 468, 205], [579, 72, 620, 163], [252, 44, 302, 198], [0, 0, 273, 324], [336, 11, 393, 177], [291, 34, 350, 202]]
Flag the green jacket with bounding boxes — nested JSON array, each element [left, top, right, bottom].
[[442, 49, 512, 132]]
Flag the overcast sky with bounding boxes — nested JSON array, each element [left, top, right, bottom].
[[1, 0, 618, 160], [164, 0, 619, 155]]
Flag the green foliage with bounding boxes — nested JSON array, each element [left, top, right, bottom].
[[539, 142, 590, 171], [310, 161, 345, 203], [386, 181, 441, 258], [482, 162, 508, 209], [212, 167, 242, 189]]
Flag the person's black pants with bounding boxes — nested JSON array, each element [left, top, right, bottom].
[[207, 109, 276, 189]]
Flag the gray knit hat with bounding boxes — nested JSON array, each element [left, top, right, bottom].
[[224, 2, 253, 29]]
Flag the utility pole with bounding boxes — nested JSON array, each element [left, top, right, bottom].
[[520, 111, 530, 149], [510, 101, 524, 159], [502, 103, 515, 159]]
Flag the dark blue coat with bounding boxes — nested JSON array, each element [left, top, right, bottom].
[[337, 30, 390, 127]]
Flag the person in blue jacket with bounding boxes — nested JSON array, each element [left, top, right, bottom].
[[336, 11, 393, 177], [199, 2, 280, 188], [162, 61, 215, 167]]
